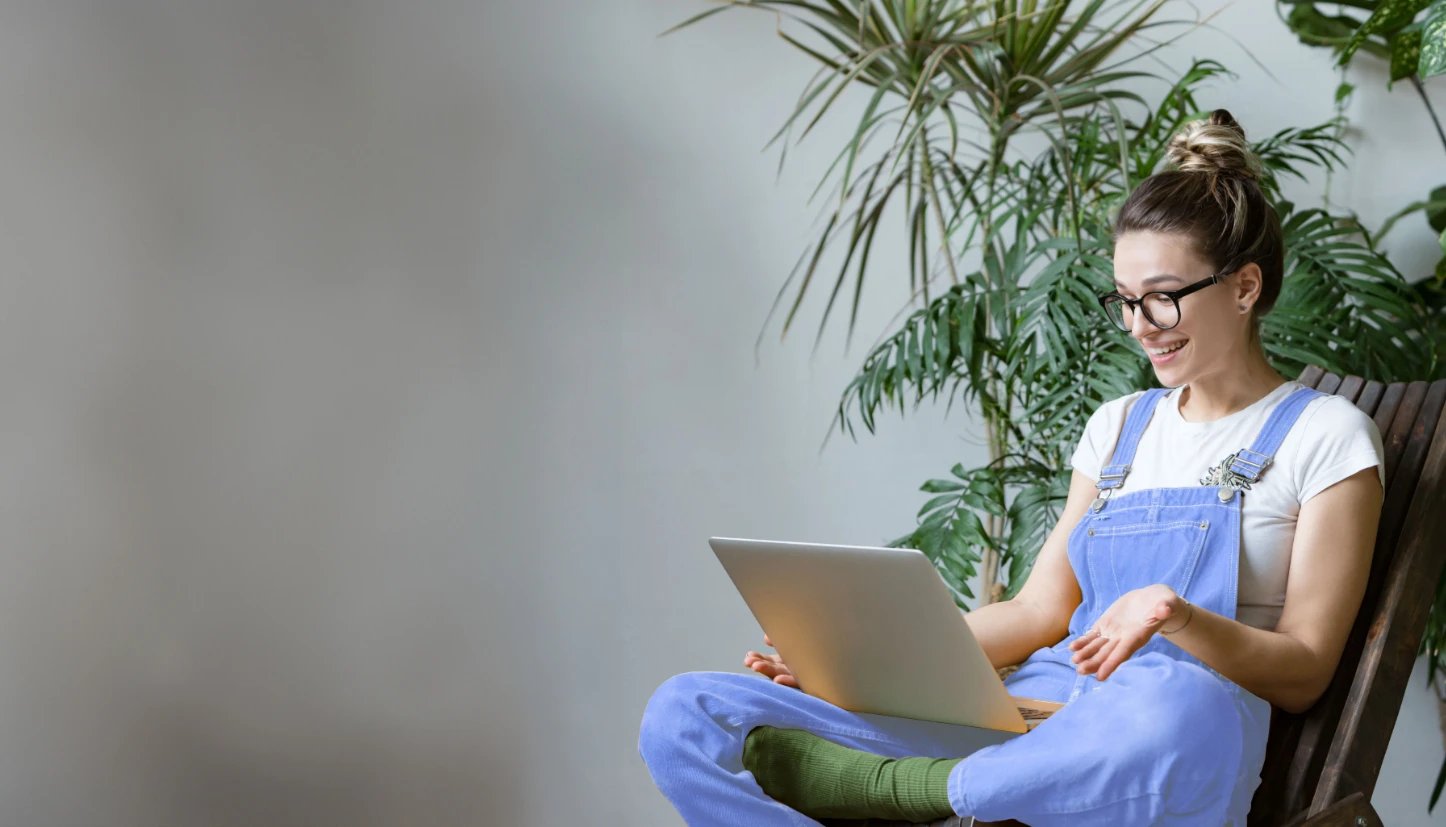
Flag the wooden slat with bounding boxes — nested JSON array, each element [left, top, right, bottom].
[[1292, 792, 1382, 827], [1334, 375, 1365, 404], [1316, 372, 1344, 395], [1298, 365, 1326, 388], [1377, 382, 1433, 554], [1354, 381, 1385, 418], [1310, 381, 1446, 812], [1371, 382, 1406, 441]]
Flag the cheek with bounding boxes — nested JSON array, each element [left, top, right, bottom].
[[1182, 298, 1236, 339]]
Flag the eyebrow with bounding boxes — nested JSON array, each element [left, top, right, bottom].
[[1113, 273, 1185, 291]]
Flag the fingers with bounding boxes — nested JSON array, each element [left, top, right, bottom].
[[1074, 637, 1117, 676], [1070, 634, 1109, 663], [1096, 641, 1139, 681], [747, 636, 799, 689], [748, 660, 800, 689], [744, 651, 794, 683], [1078, 635, 1149, 681], [745, 657, 775, 677]]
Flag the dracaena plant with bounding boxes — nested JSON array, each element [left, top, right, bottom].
[[669, 0, 1433, 606], [672, 9, 1441, 813], [679, 2, 1443, 807]]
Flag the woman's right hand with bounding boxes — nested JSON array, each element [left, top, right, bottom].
[[743, 634, 799, 689]]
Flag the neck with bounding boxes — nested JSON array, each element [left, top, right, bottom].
[[1177, 348, 1286, 423]]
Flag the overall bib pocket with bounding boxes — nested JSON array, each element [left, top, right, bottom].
[[1082, 518, 1211, 604]]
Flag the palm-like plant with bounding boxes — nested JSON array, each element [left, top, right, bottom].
[[671, 0, 1434, 611], [839, 103, 1429, 605]]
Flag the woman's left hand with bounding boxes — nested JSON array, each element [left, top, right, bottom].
[[1068, 584, 1186, 681]]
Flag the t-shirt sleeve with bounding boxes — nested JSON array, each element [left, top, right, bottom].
[[1070, 394, 1139, 482], [1292, 396, 1386, 504]]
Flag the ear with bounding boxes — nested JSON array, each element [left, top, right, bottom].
[[1233, 262, 1263, 312]]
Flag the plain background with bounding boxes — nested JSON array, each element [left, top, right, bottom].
[[0, 1, 1436, 824]]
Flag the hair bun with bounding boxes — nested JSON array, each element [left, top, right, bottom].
[[1165, 109, 1261, 181]]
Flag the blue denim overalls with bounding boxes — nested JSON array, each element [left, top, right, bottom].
[[640, 387, 1321, 826]]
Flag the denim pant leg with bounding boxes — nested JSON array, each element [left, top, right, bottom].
[[639, 671, 1016, 827], [950, 654, 1248, 827]]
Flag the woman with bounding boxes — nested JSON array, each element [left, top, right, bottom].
[[637, 110, 1385, 826]]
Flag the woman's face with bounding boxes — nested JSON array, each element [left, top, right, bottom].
[[1111, 231, 1260, 388]]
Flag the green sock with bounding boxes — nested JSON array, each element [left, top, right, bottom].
[[741, 726, 960, 821]]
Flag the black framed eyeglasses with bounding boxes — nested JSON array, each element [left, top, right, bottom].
[[1097, 269, 1234, 332]]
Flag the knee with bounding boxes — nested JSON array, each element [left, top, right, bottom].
[[639, 673, 697, 760], [1119, 659, 1240, 759], [638, 672, 737, 766]]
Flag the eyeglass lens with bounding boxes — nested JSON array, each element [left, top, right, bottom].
[[1103, 293, 1181, 331]]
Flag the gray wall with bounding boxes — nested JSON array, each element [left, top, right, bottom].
[[0, 1, 1435, 824]]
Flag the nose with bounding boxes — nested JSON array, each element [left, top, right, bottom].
[[1128, 302, 1157, 339]]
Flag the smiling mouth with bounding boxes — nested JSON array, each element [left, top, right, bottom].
[[1145, 340, 1187, 356]]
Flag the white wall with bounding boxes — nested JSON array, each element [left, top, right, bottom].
[[0, 1, 1433, 824]]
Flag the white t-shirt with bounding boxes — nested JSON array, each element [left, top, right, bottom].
[[1069, 381, 1385, 630]]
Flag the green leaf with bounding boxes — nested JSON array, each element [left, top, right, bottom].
[[1432, 733, 1446, 811], [1335, 81, 1355, 104], [1287, 2, 1369, 53], [1422, 0, 1446, 76], [1267, 204, 1433, 383], [920, 478, 966, 493], [918, 493, 960, 517], [1391, 25, 1424, 83], [1429, 184, 1446, 232], [1340, 0, 1433, 66]]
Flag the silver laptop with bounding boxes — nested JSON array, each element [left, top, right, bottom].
[[710, 536, 1062, 734]]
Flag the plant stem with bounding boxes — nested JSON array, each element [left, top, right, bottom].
[[1411, 76, 1446, 157], [983, 414, 1002, 604], [979, 127, 1008, 606], [922, 132, 961, 287]]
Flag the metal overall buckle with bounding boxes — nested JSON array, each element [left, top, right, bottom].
[[1090, 464, 1129, 512], [1200, 451, 1263, 502]]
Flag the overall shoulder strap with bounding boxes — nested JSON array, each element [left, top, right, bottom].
[[1096, 388, 1171, 492], [1227, 386, 1326, 483]]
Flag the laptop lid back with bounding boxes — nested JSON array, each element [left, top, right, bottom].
[[710, 536, 1028, 733]]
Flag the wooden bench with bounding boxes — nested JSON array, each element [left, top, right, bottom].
[[823, 366, 1446, 827]]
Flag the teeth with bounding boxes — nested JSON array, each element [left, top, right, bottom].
[[1148, 341, 1186, 356]]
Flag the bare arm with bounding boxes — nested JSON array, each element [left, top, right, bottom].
[[1159, 467, 1382, 712], [1071, 466, 1384, 713], [963, 470, 1097, 669]]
